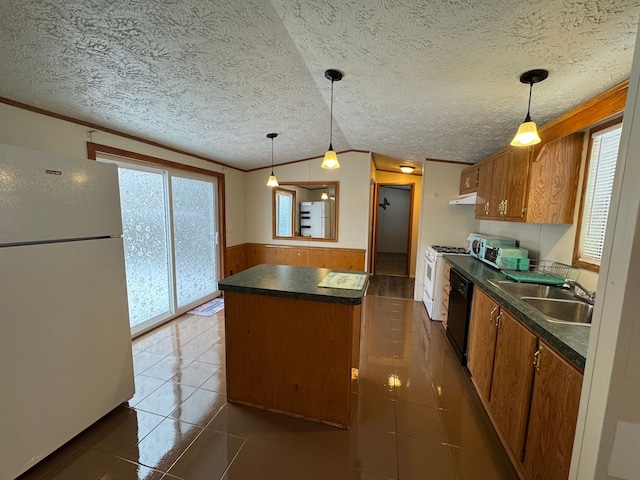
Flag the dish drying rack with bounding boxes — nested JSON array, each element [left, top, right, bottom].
[[501, 260, 579, 286]]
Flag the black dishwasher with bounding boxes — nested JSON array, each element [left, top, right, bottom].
[[446, 269, 474, 366]]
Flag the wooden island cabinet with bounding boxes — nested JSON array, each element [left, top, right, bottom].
[[467, 287, 583, 480], [218, 264, 368, 429]]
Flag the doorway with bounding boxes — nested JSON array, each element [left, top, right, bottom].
[[370, 184, 414, 276]]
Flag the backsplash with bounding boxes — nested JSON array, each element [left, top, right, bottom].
[[478, 220, 599, 291]]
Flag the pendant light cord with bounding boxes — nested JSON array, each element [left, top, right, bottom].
[[271, 137, 275, 175], [525, 82, 533, 122], [329, 78, 334, 150]]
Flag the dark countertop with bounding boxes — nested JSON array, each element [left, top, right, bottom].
[[218, 264, 369, 305], [444, 255, 590, 370]]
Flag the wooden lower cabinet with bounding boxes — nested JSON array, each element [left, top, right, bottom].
[[489, 311, 537, 461], [523, 341, 583, 480], [441, 262, 452, 328], [467, 287, 584, 480], [467, 288, 499, 400]]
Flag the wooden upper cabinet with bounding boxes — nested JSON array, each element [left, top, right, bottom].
[[474, 148, 531, 221], [523, 340, 583, 480], [460, 164, 479, 194], [470, 134, 581, 224], [465, 80, 625, 224], [488, 310, 537, 462], [525, 132, 584, 223], [467, 288, 500, 400], [489, 152, 509, 218], [504, 148, 532, 221], [475, 160, 494, 218]]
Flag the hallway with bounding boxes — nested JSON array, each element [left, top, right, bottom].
[[18, 295, 516, 480]]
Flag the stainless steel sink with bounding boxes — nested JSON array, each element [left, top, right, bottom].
[[488, 280, 592, 326], [520, 297, 593, 325], [488, 280, 575, 300]]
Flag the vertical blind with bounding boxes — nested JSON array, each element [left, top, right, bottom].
[[578, 124, 622, 265]]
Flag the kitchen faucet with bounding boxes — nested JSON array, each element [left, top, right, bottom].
[[564, 280, 596, 305]]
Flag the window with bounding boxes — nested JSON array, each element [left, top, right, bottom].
[[573, 119, 622, 272], [273, 188, 295, 238]]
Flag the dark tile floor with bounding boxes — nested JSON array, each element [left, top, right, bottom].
[[366, 275, 415, 299], [18, 294, 517, 480]]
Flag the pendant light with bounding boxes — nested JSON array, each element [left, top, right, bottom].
[[511, 69, 548, 147], [266, 133, 279, 187], [321, 187, 328, 200], [321, 69, 343, 169]]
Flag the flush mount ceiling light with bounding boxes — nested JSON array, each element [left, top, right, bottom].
[[511, 69, 548, 147], [266, 133, 279, 187], [321, 69, 343, 169], [400, 164, 414, 174]]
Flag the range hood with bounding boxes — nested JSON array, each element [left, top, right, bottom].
[[449, 192, 478, 205]]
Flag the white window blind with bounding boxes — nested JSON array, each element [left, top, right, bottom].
[[578, 124, 622, 266]]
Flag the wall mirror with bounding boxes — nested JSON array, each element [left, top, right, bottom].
[[272, 181, 339, 241]]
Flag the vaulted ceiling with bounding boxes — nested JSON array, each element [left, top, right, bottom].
[[1, 1, 638, 173]]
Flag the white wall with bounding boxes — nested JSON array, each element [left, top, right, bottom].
[[571, 24, 640, 480], [377, 186, 410, 253], [244, 151, 371, 253], [414, 161, 479, 299], [477, 221, 599, 291], [0, 103, 247, 248]]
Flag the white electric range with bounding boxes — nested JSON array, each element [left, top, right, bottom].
[[422, 245, 469, 321]]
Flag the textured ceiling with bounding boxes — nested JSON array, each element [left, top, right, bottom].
[[0, 0, 639, 172]]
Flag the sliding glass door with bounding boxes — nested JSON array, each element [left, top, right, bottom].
[[172, 176, 218, 308], [102, 159, 220, 335]]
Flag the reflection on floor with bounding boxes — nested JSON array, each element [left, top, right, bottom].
[[366, 275, 415, 299], [375, 252, 407, 276], [19, 296, 518, 480]]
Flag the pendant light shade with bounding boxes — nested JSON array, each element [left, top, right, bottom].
[[511, 69, 548, 147], [321, 188, 328, 200], [321, 69, 343, 169], [266, 133, 279, 187]]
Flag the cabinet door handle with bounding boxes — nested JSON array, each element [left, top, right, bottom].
[[489, 306, 498, 325], [503, 199, 508, 216], [533, 347, 542, 372], [485, 202, 490, 215], [465, 177, 470, 188], [495, 312, 502, 329]]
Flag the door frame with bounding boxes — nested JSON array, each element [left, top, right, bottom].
[[370, 182, 415, 276]]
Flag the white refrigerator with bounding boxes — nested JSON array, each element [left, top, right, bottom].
[[299, 201, 331, 238], [0, 145, 134, 479]]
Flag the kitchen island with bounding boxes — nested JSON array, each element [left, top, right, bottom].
[[218, 264, 368, 428]]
